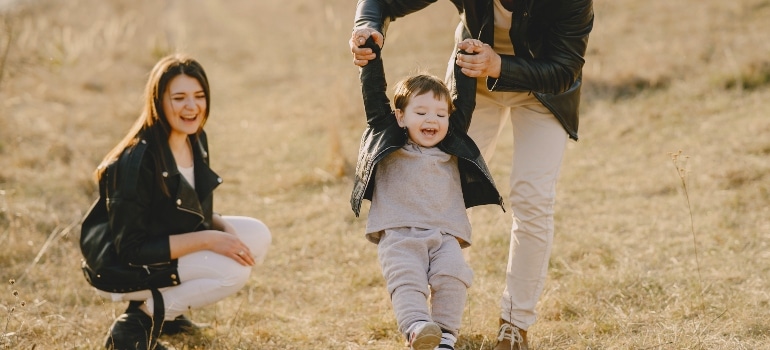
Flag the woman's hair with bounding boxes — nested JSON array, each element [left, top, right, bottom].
[[392, 74, 454, 114], [95, 54, 211, 191]]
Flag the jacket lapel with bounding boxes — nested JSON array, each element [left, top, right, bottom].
[[158, 135, 221, 217]]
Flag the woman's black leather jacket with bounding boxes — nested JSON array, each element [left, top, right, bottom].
[[350, 40, 503, 216], [80, 130, 222, 292], [354, 0, 594, 140]]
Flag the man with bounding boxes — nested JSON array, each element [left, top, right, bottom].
[[350, 1, 593, 349]]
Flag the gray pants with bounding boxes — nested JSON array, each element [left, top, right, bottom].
[[378, 227, 473, 336]]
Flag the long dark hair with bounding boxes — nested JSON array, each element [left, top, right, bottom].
[[95, 54, 211, 195]]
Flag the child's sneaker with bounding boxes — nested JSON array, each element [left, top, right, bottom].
[[407, 321, 442, 350], [437, 331, 457, 349]]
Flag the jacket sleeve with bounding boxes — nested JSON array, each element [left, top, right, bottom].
[[354, 0, 438, 36], [448, 50, 477, 133], [359, 37, 395, 128], [107, 146, 172, 266], [488, 0, 594, 94]]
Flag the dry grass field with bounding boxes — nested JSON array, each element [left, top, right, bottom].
[[1, 0, 769, 349]]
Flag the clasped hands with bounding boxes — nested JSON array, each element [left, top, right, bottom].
[[349, 28, 501, 78]]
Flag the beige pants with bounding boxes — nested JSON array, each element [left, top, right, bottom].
[[378, 227, 473, 336], [470, 78, 569, 330]]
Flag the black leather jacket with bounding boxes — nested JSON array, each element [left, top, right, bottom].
[[80, 129, 222, 292], [350, 40, 503, 216], [354, 0, 594, 140]]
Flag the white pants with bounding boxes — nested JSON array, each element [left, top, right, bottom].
[[470, 78, 568, 330], [96, 216, 271, 320]]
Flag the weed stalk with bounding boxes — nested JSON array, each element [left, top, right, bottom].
[[669, 151, 703, 290], [3, 279, 25, 347]]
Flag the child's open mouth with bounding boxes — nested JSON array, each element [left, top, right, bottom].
[[421, 128, 437, 136]]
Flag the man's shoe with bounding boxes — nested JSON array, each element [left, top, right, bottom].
[[407, 321, 442, 350], [104, 311, 168, 350], [493, 319, 528, 350]]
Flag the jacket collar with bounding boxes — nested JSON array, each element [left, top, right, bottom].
[[154, 132, 222, 212]]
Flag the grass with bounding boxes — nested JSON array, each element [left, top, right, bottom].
[[1, 0, 770, 349]]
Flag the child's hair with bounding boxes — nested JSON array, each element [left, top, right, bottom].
[[393, 74, 454, 114]]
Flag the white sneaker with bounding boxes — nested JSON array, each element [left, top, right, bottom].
[[407, 322, 442, 350], [437, 331, 457, 349]]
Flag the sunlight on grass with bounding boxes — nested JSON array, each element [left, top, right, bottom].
[[0, 0, 769, 348]]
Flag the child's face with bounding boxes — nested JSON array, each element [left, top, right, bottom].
[[395, 91, 450, 147]]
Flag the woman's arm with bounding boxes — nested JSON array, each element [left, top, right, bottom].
[[168, 229, 254, 266], [109, 149, 253, 267], [211, 213, 236, 234]]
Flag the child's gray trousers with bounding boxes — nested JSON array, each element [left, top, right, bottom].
[[377, 226, 473, 336]]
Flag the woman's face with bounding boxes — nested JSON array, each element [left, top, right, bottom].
[[162, 74, 206, 140]]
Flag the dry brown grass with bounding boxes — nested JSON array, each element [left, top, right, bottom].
[[1, 0, 769, 349]]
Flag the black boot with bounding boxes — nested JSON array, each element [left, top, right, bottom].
[[127, 301, 204, 336], [104, 309, 168, 350], [162, 314, 209, 336]]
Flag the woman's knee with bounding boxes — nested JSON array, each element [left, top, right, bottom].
[[219, 261, 252, 287], [224, 216, 272, 263]]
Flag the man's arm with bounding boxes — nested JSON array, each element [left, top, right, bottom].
[[493, 1, 593, 94], [350, 0, 437, 67], [354, 0, 437, 33], [457, 0, 594, 95]]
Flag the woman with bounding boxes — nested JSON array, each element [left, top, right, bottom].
[[80, 54, 271, 350]]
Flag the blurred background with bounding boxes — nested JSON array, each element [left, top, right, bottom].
[[1, 0, 768, 348]]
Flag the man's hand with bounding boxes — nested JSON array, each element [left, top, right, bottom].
[[456, 40, 501, 78], [350, 28, 384, 67]]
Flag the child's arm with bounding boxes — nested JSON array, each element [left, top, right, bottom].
[[358, 36, 393, 127], [449, 39, 484, 133]]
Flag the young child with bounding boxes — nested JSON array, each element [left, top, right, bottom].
[[350, 36, 504, 350]]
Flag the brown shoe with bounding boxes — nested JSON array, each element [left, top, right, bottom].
[[493, 319, 528, 350]]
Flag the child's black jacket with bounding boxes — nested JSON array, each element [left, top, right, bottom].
[[350, 39, 504, 216]]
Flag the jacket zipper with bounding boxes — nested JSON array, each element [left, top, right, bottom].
[[176, 206, 205, 228]]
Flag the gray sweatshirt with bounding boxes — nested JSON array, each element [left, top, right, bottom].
[[365, 142, 472, 247]]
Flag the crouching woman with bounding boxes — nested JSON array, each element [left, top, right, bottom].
[[80, 54, 271, 350]]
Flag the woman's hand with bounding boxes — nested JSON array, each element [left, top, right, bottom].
[[349, 27, 384, 67], [206, 230, 255, 266], [169, 230, 255, 266], [456, 40, 500, 78]]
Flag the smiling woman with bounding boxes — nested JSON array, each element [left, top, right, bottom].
[[163, 74, 207, 169], [78, 54, 272, 350]]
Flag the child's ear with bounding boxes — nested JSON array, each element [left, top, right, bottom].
[[395, 109, 406, 127]]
